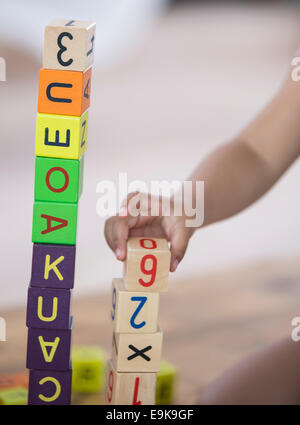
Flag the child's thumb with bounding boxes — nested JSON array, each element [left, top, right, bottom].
[[169, 227, 190, 272]]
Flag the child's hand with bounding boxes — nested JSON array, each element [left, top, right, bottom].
[[104, 192, 194, 272]]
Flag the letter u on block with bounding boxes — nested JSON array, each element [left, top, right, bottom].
[[26, 287, 71, 329], [37, 296, 58, 322]]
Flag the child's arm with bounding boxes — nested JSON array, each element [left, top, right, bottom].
[[105, 72, 300, 269], [190, 74, 300, 226]]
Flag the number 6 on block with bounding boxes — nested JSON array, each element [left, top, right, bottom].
[[123, 238, 171, 292]]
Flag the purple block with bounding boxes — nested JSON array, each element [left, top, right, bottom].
[[28, 369, 72, 405], [31, 243, 76, 289], [26, 286, 71, 330], [26, 317, 73, 371]]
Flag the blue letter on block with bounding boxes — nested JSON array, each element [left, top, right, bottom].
[[130, 297, 147, 329]]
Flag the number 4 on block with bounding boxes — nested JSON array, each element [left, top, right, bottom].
[[106, 359, 156, 405], [124, 238, 171, 292]]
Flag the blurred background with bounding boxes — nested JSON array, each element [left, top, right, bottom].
[[1, 0, 300, 403], [1, 0, 300, 308]]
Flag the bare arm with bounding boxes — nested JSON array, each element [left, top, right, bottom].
[[105, 63, 300, 270], [189, 73, 300, 227]]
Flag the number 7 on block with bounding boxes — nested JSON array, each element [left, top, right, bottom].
[[123, 238, 171, 292]]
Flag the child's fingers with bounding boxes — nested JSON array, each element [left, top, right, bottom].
[[119, 191, 140, 217], [104, 216, 129, 261], [169, 226, 190, 272]]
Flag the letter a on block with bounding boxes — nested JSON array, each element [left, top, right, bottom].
[[44, 255, 64, 281], [41, 214, 68, 235], [38, 336, 60, 363], [33, 202, 78, 244], [37, 296, 58, 322]]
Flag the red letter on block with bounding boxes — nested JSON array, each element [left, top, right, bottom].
[[41, 215, 68, 235]]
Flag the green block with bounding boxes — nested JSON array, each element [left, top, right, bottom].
[[32, 201, 78, 245], [156, 360, 178, 405], [0, 387, 28, 405], [72, 345, 107, 394], [35, 156, 84, 203]]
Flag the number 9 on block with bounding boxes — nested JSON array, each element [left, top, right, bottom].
[[123, 238, 170, 292]]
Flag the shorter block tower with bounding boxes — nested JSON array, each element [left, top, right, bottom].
[[26, 19, 96, 405], [106, 237, 170, 405]]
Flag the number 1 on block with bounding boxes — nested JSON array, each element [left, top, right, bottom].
[[123, 238, 170, 292]]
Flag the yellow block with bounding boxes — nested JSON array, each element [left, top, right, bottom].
[[35, 111, 88, 159], [0, 387, 28, 405], [156, 360, 178, 405], [72, 345, 107, 394]]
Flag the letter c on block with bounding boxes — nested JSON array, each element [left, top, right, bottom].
[[38, 377, 61, 402]]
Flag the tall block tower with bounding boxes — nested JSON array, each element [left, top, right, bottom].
[[26, 19, 96, 405]]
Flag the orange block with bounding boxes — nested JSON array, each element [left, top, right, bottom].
[[38, 67, 92, 116], [0, 371, 28, 390]]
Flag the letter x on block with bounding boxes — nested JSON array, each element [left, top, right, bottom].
[[127, 345, 152, 362], [112, 330, 162, 373]]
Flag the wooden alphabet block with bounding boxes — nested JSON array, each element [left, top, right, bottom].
[[35, 111, 88, 160], [43, 19, 96, 72], [112, 329, 163, 373], [72, 345, 107, 393], [0, 387, 28, 405], [111, 278, 159, 333], [26, 318, 73, 371], [32, 201, 78, 245], [31, 243, 76, 289], [156, 360, 177, 405], [105, 359, 156, 405], [0, 372, 28, 390], [28, 369, 72, 405], [124, 238, 170, 292], [26, 286, 71, 330], [35, 156, 84, 204], [38, 67, 92, 116]]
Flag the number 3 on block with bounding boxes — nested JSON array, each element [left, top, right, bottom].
[[123, 238, 170, 292]]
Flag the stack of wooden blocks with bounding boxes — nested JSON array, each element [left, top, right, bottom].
[[106, 237, 171, 405], [26, 19, 96, 405]]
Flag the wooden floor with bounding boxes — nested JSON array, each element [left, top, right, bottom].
[[1, 257, 300, 404]]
